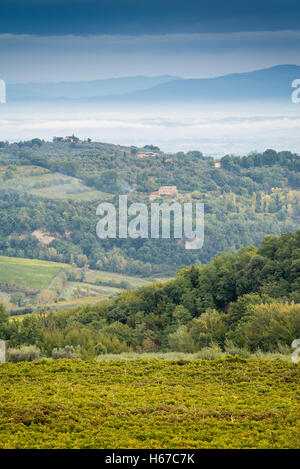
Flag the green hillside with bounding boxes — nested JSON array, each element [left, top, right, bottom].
[[0, 140, 299, 276], [0, 166, 113, 201]]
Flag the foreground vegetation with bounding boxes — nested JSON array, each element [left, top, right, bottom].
[[0, 359, 298, 449]]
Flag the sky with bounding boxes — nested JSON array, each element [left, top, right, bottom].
[[1, 0, 300, 35], [0, 0, 300, 82]]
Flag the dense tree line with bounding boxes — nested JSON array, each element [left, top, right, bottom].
[[0, 231, 299, 358]]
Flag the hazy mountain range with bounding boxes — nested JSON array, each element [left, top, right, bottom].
[[6, 75, 179, 101], [120, 64, 300, 103], [6, 65, 300, 104]]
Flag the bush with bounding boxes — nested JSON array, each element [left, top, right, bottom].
[[190, 309, 228, 349], [9, 306, 34, 316], [8, 345, 40, 362], [168, 326, 194, 353], [194, 344, 224, 360], [232, 303, 300, 351], [225, 344, 252, 358], [95, 278, 131, 289], [119, 280, 131, 289], [52, 345, 80, 360], [95, 342, 107, 355]]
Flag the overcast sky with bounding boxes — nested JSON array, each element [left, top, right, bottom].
[[1, 0, 300, 35], [0, 1, 299, 82]]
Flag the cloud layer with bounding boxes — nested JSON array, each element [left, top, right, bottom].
[[1, 0, 300, 35], [1, 31, 300, 82], [1, 105, 300, 156]]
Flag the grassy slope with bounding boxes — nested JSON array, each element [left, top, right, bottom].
[[0, 255, 165, 312], [84, 269, 166, 287], [0, 256, 70, 290], [0, 255, 162, 290], [0, 359, 299, 449], [0, 166, 113, 201]]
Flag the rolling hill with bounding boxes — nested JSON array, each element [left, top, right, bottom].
[[94, 65, 300, 103], [7, 75, 179, 102], [7, 66, 300, 104]]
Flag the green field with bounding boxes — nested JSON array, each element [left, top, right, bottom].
[[31, 179, 112, 201], [0, 256, 70, 290], [0, 255, 161, 291], [62, 281, 123, 300], [0, 359, 298, 449], [0, 255, 165, 311], [0, 166, 113, 201], [84, 269, 166, 288]]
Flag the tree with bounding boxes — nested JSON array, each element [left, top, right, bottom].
[[0, 303, 9, 336], [172, 305, 192, 325], [190, 309, 228, 349], [77, 254, 88, 268], [232, 303, 300, 351], [228, 293, 265, 325], [168, 326, 194, 353], [10, 292, 26, 307], [18, 316, 43, 346]]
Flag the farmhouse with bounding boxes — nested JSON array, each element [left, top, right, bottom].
[[136, 151, 159, 158], [63, 135, 82, 143], [149, 185, 183, 201], [164, 158, 174, 164]]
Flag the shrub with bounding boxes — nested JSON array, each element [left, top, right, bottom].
[[194, 344, 224, 360], [224, 343, 252, 358], [190, 309, 228, 349], [168, 326, 194, 353], [52, 345, 80, 359], [232, 303, 300, 351], [119, 280, 131, 289], [7, 345, 40, 362], [94, 342, 107, 355]]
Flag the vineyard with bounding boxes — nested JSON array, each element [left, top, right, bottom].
[[0, 358, 299, 449]]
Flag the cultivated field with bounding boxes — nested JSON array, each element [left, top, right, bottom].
[[0, 255, 70, 290], [0, 255, 164, 312], [0, 358, 298, 449], [0, 165, 113, 201]]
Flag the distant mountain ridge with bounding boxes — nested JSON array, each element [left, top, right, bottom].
[[99, 64, 300, 103], [6, 65, 300, 103], [7, 75, 179, 101]]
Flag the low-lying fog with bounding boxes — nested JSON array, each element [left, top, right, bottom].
[[1, 101, 299, 156]]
